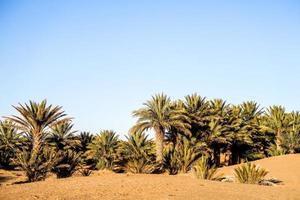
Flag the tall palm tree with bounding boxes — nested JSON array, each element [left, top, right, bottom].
[[5, 100, 68, 182], [227, 105, 254, 164], [130, 93, 190, 163], [263, 106, 289, 149], [239, 101, 267, 160], [6, 100, 68, 158], [183, 94, 210, 139], [281, 111, 300, 153], [205, 119, 230, 166], [209, 99, 228, 120]]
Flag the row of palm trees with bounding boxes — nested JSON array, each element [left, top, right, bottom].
[[0, 94, 299, 182], [132, 93, 300, 165]]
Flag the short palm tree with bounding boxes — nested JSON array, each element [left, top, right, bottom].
[[234, 162, 268, 184], [86, 130, 119, 170], [193, 156, 223, 181], [53, 150, 82, 178], [76, 132, 94, 153], [122, 131, 156, 173], [0, 121, 23, 169], [131, 93, 190, 163], [163, 135, 205, 174], [48, 121, 77, 151], [6, 100, 68, 182]]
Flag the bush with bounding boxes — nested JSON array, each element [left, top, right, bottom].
[[267, 144, 286, 157], [121, 131, 157, 174], [192, 156, 223, 181], [79, 168, 92, 176], [53, 150, 82, 178], [0, 121, 23, 169], [86, 130, 119, 170], [163, 144, 181, 175], [125, 159, 157, 174], [163, 137, 204, 175], [14, 147, 58, 182], [234, 162, 268, 184]]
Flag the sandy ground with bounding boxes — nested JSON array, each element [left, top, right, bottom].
[[0, 154, 300, 200]]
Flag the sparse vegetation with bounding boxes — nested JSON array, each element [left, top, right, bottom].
[[234, 162, 268, 184], [192, 156, 223, 181], [79, 168, 92, 176]]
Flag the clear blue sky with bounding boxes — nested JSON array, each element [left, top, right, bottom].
[[1, 0, 300, 137]]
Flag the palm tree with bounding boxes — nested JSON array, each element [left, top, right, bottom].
[[205, 119, 229, 166], [48, 121, 77, 151], [281, 112, 300, 153], [130, 93, 190, 163], [6, 100, 68, 157], [0, 121, 23, 169], [209, 99, 228, 120], [5, 100, 68, 182], [122, 131, 156, 173], [239, 102, 267, 160], [206, 99, 230, 165], [263, 106, 289, 150], [86, 130, 119, 170], [183, 94, 210, 139], [75, 132, 94, 153], [227, 105, 253, 165]]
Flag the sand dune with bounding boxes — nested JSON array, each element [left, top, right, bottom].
[[0, 154, 299, 200]]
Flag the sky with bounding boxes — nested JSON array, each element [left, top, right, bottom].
[[1, 0, 300, 137]]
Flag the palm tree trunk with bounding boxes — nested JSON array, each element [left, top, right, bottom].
[[231, 145, 240, 165], [213, 148, 220, 167], [30, 130, 42, 164], [276, 130, 282, 150], [154, 126, 164, 163]]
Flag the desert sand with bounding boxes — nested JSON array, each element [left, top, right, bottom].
[[0, 154, 299, 200]]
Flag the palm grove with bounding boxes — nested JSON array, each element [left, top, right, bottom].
[[0, 94, 299, 182]]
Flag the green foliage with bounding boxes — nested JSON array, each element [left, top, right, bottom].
[[0, 121, 23, 169], [53, 150, 82, 178], [1, 94, 300, 183], [79, 168, 92, 176], [86, 130, 119, 170], [280, 128, 300, 154], [163, 136, 205, 174], [192, 156, 223, 181], [74, 132, 94, 165], [131, 93, 190, 162], [163, 143, 181, 175], [121, 131, 157, 174], [267, 144, 286, 156], [14, 147, 58, 182], [48, 121, 78, 151], [234, 162, 268, 184], [6, 100, 68, 182], [75, 132, 94, 153]]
